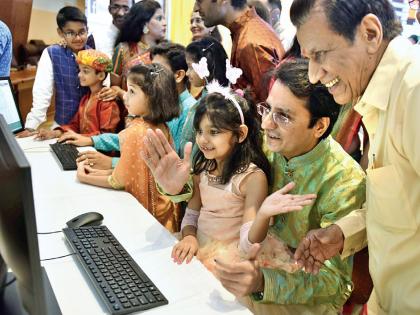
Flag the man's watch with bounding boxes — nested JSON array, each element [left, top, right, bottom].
[[25, 128, 35, 132]]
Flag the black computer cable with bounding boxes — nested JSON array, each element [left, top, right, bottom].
[[40, 252, 76, 262], [1, 276, 16, 290], [37, 230, 62, 235]]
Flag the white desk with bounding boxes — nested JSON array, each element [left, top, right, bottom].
[[17, 137, 251, 315]]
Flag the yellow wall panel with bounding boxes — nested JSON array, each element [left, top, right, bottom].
[[169, 0, 195, 46]]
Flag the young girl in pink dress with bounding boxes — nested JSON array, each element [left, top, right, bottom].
[[171, 89, 299, 273]]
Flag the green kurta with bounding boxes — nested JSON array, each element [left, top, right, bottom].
[[160, 135, 366, 312], [259, 136, 366, 311]]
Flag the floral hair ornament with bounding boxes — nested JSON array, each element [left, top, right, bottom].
[[206, 80, 245, 125], [192, 57, 245, 124], [225, 60, 243, 85], [192, 57, 210, 80]]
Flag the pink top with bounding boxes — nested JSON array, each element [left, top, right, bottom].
[[197, 163, 263, 241]]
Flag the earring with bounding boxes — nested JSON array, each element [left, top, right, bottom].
[[143, 25, 149, 34]]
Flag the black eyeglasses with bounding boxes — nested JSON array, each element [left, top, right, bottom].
[[62, 29, 88, 39], [256, 102, 292, 126], [109, 4, 130, 13]]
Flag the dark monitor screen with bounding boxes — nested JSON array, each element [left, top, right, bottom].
[[0, 114, 60, 315], [0, 77, 24, 134]]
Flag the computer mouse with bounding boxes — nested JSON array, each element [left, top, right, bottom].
[[66, 212, 104, 228]]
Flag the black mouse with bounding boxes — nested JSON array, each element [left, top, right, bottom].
[[66, 212, 104, 228]]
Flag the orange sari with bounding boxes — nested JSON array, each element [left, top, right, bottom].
[[109, 118, 180, 232]]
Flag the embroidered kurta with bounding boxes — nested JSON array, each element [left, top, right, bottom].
[[164, 136, 366, 313], [59, 93, 120, 136], [258, 136, 365, 312], [335, 37, 420, 314], [229, 8, 284, 103], [109, 118, 180, 233]]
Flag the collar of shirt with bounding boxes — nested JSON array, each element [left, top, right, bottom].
[[278, 135, 333, 169], [355, 36, 410, 116], [355, 36, 411, 135], [228, 7, 257, 36]]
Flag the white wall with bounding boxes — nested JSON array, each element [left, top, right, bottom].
[[32, 0, 79, 12]]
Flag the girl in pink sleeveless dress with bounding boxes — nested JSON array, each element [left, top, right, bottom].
[[171, 91, 297, 273]]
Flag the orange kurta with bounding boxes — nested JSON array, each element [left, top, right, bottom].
[[110, 118, 180, 233], [59, 93, 120, 136], [229, 7, 285, 103]]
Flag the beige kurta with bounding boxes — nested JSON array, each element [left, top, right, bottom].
[[336, 36, 420, 314]]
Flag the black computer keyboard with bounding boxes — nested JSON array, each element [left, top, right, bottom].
[[63, 226, 168, 315], [50, 142, 79, 170]]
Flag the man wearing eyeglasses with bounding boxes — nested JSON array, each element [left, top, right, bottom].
[[92, 0, 134, 59], [140, 58, 366, 314]]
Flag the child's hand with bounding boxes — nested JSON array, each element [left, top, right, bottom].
[[16, 129, 38, 138], [141, 128, 192, 195], [76, 161, 89, 183], [58, 131, 93, 146], [34, 129, 61, 141], [171, 235, 199, 265], [258, 182, 316, 219], [83, 163, 113, 176], [77, 151, 112, 169], [98, 87, 118, 101]]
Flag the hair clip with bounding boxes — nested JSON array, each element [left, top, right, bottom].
[[149, 64, 163, 77], [201, 42, 214, 52]]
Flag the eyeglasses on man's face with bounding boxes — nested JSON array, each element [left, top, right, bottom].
[[62, 29, 88, 39], [109, 4, 130, 13], [257, 102, 291, 126], [409, 0, 419, 10]]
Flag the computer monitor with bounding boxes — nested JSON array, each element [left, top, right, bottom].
[[0, 115, 61, 315], [0, 77, 24, 134]]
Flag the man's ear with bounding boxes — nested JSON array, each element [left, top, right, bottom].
[[57, 27, 64, 38], [359, 13, 383, 54], [175, 69, 186, 84], [313, 117, 330, 139], [238, 124, 248, 143]]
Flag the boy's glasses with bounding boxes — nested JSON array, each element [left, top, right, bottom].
[[63, 29, 88, 39], [109, 4, 130, 13], [409, 0, 419, 10], [257, 103, 291, 126]]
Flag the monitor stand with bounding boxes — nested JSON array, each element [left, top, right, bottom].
[[0, 267, 62, 315]]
